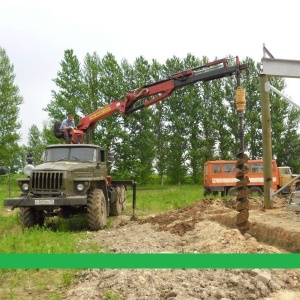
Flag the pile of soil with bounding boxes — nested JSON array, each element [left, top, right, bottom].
[[64, 196, 300, 300]]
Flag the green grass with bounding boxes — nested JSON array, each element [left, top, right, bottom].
[[0, 269, 77, 299], [135, 184, 203, 214]]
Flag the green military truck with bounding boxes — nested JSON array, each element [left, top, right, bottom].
[[4, 144, 136, 230]]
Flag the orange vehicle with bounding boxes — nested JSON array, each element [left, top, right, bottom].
[[203, 159, 293, 197]]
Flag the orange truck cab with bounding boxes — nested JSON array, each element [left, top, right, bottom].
[[203, 159, 292, 197]]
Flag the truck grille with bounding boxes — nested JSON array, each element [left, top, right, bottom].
[[31, 171, 64, 192]]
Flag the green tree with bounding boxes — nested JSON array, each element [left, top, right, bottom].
[[242, 58, 264, 159], [145, 59, 167, 184], [26, 124, 45, 165], [268, 76, 300, 171], [44, 49, 84, 125], [120, 56, 157, 184], [81, 52, 126, 146], [162, 56, 189, 184], [0, 47, 23, 172], [179, 54, 205, 184]]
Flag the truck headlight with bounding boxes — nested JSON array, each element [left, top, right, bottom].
[[76, 183, 84, 191], [22, 183, 29, 191], [24, 164, 35, 177]]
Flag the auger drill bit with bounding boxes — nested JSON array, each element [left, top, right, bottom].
[[235, 71, 250, 233]]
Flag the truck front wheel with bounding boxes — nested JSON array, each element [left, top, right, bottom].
[[19, 208, 45, 228], [87, 189, 107, 231]]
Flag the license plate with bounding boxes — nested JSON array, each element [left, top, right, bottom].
[[35, 199, 55, 205]]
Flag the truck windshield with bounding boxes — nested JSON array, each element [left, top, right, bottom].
[[279, 167, 291, 175], [44, 147, 97, 163]]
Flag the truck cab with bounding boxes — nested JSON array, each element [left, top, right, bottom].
[[278, 166, 293, 193]]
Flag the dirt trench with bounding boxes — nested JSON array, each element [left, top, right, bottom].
[[63, 196, 300, 300], [138, 196, 300, 253]]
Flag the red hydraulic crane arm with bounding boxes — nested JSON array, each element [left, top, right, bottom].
[[76, 80, 176, 131], [77, 101, 125, 131], [76, 57, 248, 132]]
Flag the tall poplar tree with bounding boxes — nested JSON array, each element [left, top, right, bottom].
[[268, 76, 300, 171], [151, 60, 168, 184], [242, 58, 264, 159], [120, 56, 157, 184], [162, 56, 190, 184], [82, 52, 125, 147], [27, 124, 45, 165], [0, 47, 23, 171], [44, 49, 83, 125]]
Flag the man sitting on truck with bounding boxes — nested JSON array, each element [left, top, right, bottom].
[[60, 114, 75, 143]]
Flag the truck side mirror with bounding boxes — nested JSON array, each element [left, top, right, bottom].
[[26, 152, 34, 165]]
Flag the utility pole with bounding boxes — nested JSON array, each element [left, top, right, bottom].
[[259, 74, 273, 208], [261, 44, 300, 207]]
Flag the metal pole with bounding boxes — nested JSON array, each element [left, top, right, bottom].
[[259, 74, 273, 208], [8, 168, 11, 198]]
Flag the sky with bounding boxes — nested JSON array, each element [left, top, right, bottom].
[[1, 0, 300, 144]]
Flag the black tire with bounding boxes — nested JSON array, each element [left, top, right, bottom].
[[110, 187, 123, 216], [249, 186, 263, 197], [203, 188, 211, 197], [20, 207, 35, 228], [20, 208, 44, 228], [227, 187, 238, 197], [87, 189, 107, 231]]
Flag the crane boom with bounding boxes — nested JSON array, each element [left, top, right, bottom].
[[71, 57, 248, 144]]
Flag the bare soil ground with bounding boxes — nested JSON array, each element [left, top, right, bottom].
[[64, 196, 300, 300]]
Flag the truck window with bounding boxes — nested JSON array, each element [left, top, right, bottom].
[[100, 150, 105, 162], [70, 148, 97, 162], [279, 167, 291, 175], [213, 165, 221, 174], [45, 148, 69, 162], [223, 163, 235, 174], [251, 163, 263, 173]]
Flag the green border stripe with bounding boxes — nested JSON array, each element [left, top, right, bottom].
[[0, 254, 300, 269]]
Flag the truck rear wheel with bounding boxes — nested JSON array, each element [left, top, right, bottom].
[[19, 208, 45, 228], [87, 189, 107, 231], [110, 186, 123, 216], [203, 188, 211, 197]]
